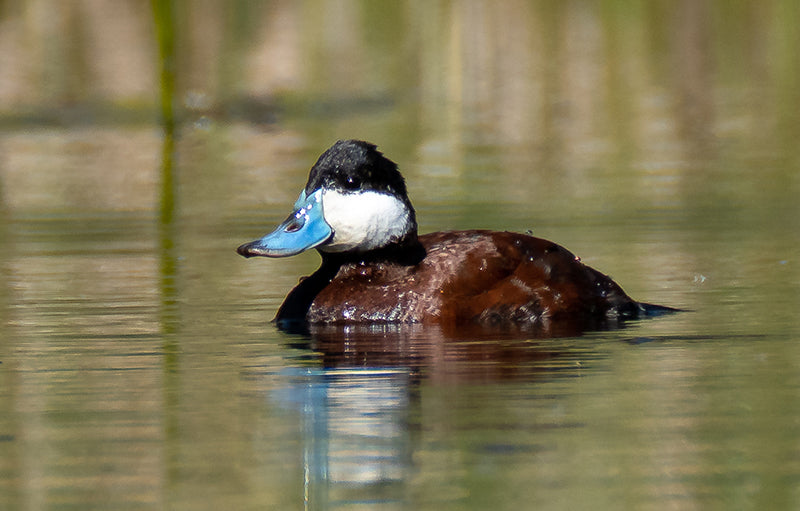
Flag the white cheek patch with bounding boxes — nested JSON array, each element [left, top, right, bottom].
[[319, 189, 412, 253]]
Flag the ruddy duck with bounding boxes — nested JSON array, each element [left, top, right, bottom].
[[238, 140, 676, 330]]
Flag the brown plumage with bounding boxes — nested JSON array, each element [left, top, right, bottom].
[[277, 230, 652, 329]]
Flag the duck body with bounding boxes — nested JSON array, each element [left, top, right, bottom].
[[238, 140, 676, 330]]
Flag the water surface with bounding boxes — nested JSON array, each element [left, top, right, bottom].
[[2, 1, 800, 510]]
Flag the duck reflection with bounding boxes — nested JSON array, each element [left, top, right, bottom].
[[305, 320, 616, 383], [274, 324, 605, 509]]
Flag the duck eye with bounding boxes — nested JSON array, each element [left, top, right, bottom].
[[344, 175, 361, 190]]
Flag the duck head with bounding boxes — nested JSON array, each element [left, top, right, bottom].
[[237, 140, 419, 259]]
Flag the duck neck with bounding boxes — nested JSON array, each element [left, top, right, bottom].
[[321, 234, 426, 267]]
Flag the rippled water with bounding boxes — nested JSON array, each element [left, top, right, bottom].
[[2, 175, 799, 510], [2, 2, 800, 510]]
